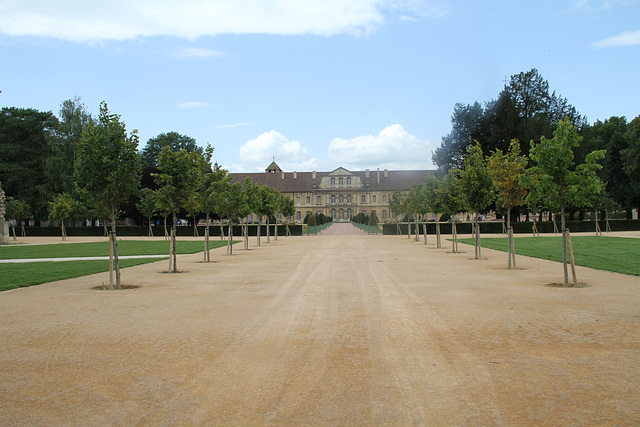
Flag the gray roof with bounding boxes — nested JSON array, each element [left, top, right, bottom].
[[230, 168, 436, 193]]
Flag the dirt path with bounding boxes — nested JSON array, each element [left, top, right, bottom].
[[0, 231, 638, 425]]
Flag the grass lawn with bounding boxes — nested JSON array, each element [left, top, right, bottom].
[[0, 240, 230, 291], [458, 235, 640, 276]]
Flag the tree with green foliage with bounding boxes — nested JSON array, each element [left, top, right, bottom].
[[48, 193, 75, 241], [0, 107, 58, 220], [220, 181, 250, 255], [153, 147, 209, 272], [488, 140, 529, 269], [368, 210, 379, 227], [199, 163, 231, 261], [75, 101, 141, 289], [528, 118, 606, 286], [45, 97, 94, 198], [408, 183, 429, 243], [437, 169, 464, 253], [388, 190, 405, 235], [141, 132, 202, 168], [253, 184, 278, 245], [621, 115, 640, 213], [423, 175, 445, 248], [277, 195, 296, 236], [5, 196, 30, 239], [459, 142, 495, 260], [137, 188, 157, 237]]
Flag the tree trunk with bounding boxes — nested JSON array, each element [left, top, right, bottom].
[[171, 212, 177, 273], [243, 219, 249, 250], [266, 216, 271, 243], [228, 220, 233, 255], [164, 216, 169, 241], [193, 217, 198, 237], [507, 209, 512, 270], [205, 213, 210, 262], [423, 221, 427, 245], [275, 219, 278, 241], [61, 220, 67, 241], [12, 224, 17, 241], [111, 211, 121, 289], [475, 215, 481, 260], [21, 221, 26, 237], [436, 215, 441, 249], [257, 217, 261, 246], [148, 218, 153, 237], [451, 217, 457, 253], [561, 206, 568, 287]]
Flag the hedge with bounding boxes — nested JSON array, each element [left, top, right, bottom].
[[382, 219, 640, 235]]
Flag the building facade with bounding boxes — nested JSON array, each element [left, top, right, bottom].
[[231, 162, 436, 223]]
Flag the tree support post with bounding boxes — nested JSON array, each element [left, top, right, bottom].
[[566, 229, 578, 287]]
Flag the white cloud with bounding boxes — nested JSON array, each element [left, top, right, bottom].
[[168, 47, 226, 59], [592, 29, 640, 47], [176, 101, 212, 109], [214, 122, 254, 130], [237, 130, 319, 172], [0, 0, 387, 42], [328, 124, 435, 170]]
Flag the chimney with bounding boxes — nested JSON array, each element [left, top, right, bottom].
[[293, 171, 297, 179], [377, 168, 380, 184], [281, 171, 285, 179], [384, 169, 388, 178], [365, 169, 369, 178], [312, 171, 316, 179]]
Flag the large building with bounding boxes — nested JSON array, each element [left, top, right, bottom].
[[231, 162, 436, 223]]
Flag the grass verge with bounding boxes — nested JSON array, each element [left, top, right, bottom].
[[458, 235, 640, 276], [0, 240, 230, 291]]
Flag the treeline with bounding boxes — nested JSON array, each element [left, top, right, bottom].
[[432, 68, 640, 218]]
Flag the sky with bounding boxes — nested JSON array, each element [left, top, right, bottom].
[[1, 0, 638, 173]]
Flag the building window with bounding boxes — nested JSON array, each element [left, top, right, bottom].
[[306, 196, 311, 205], [331, 178, 335, 188], [339, 209, 344, 220], [347, 209, 352, 221], [382, 194, 387, 203], [339, 178, 344, 188], [331, 209, 336, 221], [361, 195, 366, 203], [331, 195, 336, 205], [316, 196, 321, 204], [347, 177, 352, 187], [339, 195, 344, 204], [372, 195, 377, 203], [347, 195, 352, 204], [382, 210, 387, 220], [296, 196, 301, 206], [296, 211, 301, 221]]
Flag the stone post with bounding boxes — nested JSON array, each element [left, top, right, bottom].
[[0, 182, 9, 245]]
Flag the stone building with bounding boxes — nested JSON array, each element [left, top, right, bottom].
[[230, 162, 435, 223]]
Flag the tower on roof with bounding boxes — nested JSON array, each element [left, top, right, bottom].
[[266, 161, 282, 173]]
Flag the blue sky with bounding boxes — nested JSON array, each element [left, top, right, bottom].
[[1, 0, 638, 172]]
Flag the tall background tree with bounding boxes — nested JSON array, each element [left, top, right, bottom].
[[528, 118, 605, 286], [141, 131, 203, 168], [75, 101, 141, 289], [621, 116, 640, 213], [0, 107, 58, 220]]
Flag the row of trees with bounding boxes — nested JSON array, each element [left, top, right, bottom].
[[394, 118, 605, 287], [432, 68, 640, 217], [1, 100, 295, 287]]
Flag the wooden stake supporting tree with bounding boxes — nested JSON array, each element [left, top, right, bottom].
[[528, 118, 605, 287]]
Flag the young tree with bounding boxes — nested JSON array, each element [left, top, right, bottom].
[[153, 147, 209, 272], [199, 164, 231, 262], [5, 196, 30, 239], [388, 190, 405, 235], [437, 169, 464, 253], [75, 101, 141, 289], [528, 118, 606, 286], [219, 181, 249, 255], [278, 195, 296, 236], [409, 183, 429, 243], [136, 188, 157, 237], [488, 140, 529, 269], [424, 175, 445, 248], [48, 193, 74, 240], [459, 142, 495, 260]]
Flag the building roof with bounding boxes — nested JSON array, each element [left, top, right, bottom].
[[230, 167, 436, 193]]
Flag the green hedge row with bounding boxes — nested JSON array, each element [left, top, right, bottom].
[[22, 224, 303, 237], [383, 219, 640, 235]]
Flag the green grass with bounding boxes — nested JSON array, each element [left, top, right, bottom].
[[458, 236, 640, 276], [0, 240, 230, 291]]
